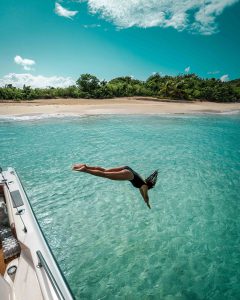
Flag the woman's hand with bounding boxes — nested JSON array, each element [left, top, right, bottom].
[[145, 199, 151, 209], [140, 185, 151, 209]]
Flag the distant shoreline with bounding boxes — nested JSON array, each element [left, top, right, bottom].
[[0, 97, 240, 116]]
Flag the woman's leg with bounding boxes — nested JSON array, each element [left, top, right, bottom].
[[73, 164, 126, 172], [105, 166, 126, 172], [82, 168, 133, 181], [85, 165, 106, 171], [72, 164, 106, 171]]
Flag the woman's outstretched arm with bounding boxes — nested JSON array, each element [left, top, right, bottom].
[[140, 185, 151, 209]]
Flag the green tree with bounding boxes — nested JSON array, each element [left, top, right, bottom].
[[76, 74, 100, 97]]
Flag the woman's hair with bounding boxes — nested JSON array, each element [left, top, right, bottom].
[[145, 170, 158, 190]]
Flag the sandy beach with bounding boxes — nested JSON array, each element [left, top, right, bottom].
[[0, 97, 240, 116]]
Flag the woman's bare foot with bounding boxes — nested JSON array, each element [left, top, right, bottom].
[[78, 165, 87, 172], [72, 163, 86, 170]]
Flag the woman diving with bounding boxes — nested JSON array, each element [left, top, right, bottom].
[[72, 164, 158, 209]]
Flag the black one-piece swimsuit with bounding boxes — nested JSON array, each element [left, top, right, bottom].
[[123, 166, 146, 188]]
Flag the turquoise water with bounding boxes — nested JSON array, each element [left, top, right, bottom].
[[0, 114, 240, 300]]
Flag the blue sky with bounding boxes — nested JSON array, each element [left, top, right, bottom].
[[0, 0, 240, 87]]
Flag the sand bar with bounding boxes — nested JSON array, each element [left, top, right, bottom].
[[0, 97, 240, 116]]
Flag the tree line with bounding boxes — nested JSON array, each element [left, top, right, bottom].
[[0, 73, 239, 102]]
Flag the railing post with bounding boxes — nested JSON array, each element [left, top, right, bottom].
[[36, 250, 66, 300]]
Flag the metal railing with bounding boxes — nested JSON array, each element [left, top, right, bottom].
[[36, 250, 66, 300]]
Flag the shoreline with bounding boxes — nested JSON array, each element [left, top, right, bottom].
[[0, 97, 240, 116]]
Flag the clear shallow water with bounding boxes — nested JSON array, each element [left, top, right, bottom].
[[0, 114, 240, 300]]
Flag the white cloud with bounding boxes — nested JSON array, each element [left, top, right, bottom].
[[151, 72, 164, 76], [14, 55, 35, 71], [207, 70, 220, 74], [83, 24, 101, 28], [82, 0, 238, 34], [55, 2, 78, 19], [220, 74, 229, 82], [185, 66, 190, 73], [0, 73, 75, 88]]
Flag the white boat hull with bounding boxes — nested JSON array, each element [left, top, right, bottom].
[[0, 168, 75, 300]]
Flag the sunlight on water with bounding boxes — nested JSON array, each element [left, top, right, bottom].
[[1, 114, 240, 300]]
